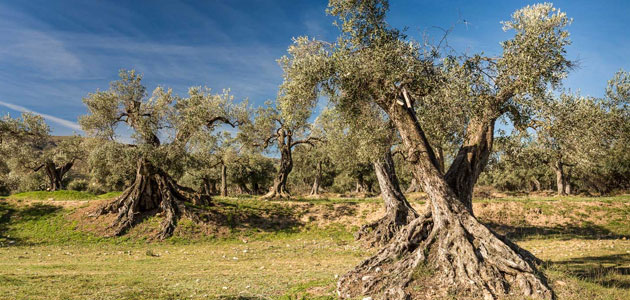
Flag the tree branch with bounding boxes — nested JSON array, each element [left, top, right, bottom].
[[290, 136, 321, 148]]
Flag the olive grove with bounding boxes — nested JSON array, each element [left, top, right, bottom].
[[80, 70, 248, 238]]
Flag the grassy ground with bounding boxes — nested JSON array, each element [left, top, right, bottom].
[[7, 190, 122, 201], [1, 192, 630, 299]]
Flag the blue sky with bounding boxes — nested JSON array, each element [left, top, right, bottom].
[[1, 0, 628, 136]]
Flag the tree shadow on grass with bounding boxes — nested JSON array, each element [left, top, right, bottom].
[[198, 200, 357, 234], [194, 201, 304, 233], [553, 253, 630, 289], [0, 201, 61, 246], [483, 221, 630, 241]]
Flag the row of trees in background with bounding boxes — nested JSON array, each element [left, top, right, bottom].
[[2, 73, 628, 200], [1, 1, 629, 298]]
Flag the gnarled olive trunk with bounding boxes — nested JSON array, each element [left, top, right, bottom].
[[41, 160, 73, 191], [94, 158, 210, 239], [309, 161, 322, 196], [263, 143, 292, 199], [444, 117, 495, 213], [356, 149, 418, 246], [338, 103, 551, 300], [202, 177, 217, 196]]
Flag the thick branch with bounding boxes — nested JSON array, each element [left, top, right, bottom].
[[290, 136, 321, 148]]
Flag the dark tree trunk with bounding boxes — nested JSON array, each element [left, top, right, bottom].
[[405, 177, 422, 193], [552, 161, 568, 196], [444, 117, 495, 213], [252, 181, 260, 195], [309, 161, 322, 196], [530, 177, 541, 192], [202, 177, 217, 196], [263, 141, 293, 199], [564, 167, 572, 195], [41, 161, 74, 191], [338, 102, 551, 300], [220, 163, 228, 197], [355, 174, 369, 193], [93, 158, 211, 239], [356, 149, 418, 246], [237, 182, 251, 195]]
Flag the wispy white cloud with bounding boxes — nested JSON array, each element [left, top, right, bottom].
[[0, 100, 82, 132]]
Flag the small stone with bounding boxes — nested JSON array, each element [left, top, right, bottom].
[[334, 274, 339, 279], [222, 286, 228, 290], [363, 297, 372, 300], [361, 276, 371, 281], [195, 279, 200, 283], [556, 280, 566, 286], [375, 267, 381, 272], [232, 257, 238, 260]]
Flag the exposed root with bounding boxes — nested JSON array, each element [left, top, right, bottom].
[[92, 160, 211, 239], [261, 189, 291, 200], [355, 209, 419, 247], [338, 208, 553, 300]]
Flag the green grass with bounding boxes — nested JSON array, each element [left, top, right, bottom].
[[6, 190, 122, 201], [1, 194, 630, 299]]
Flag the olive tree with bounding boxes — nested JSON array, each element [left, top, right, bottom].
[[80, 70, 247, 239], [283, 1, 573, 298], [0, 113, 49, 192], [317, 108, 418, 246], [239, 102, 320, 199], [528, 93, 612, 195], [2, 113, 83, 191]]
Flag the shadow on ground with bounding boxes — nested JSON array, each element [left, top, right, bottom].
[[484, 221, 630, 241], [0, 201, 61, 246], [553, 253, 630, 289]]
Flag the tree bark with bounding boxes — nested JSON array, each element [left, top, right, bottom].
[[552, 161, 567, 196], [355, 174, 370, 193], [309, 161, 322, 196], [405, 177, 422, 193], [262, 133, 293, 199], [42, 160, 74, 191], [531, 177, 541, 192], [435, 145, 446, 173], [338, 101, 552, 300], [93, 158, 211, 239], [356, 149, 418, 246], [202, 177, 218, 196], [564, 167, 572, 195], [444, 116, 496, 213], [220, 163, 228, 197]]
